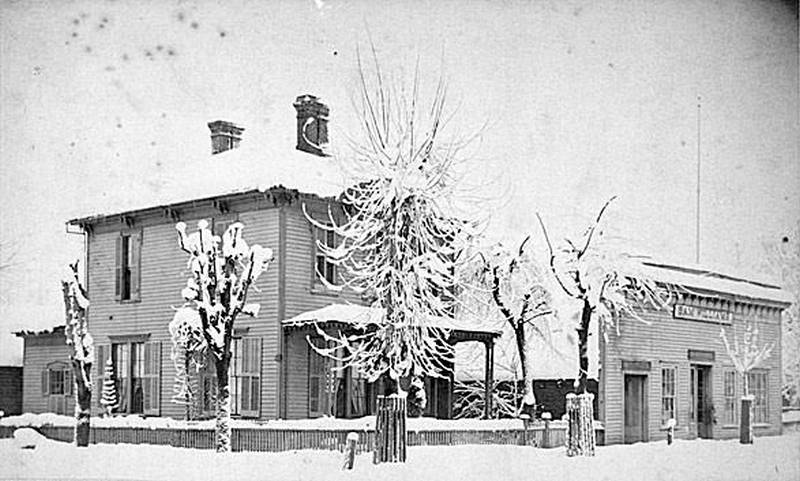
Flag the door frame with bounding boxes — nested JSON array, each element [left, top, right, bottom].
[[623, 373, 649, 444], [690, 363, 714, 439]]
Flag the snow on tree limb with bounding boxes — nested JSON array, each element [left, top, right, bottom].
[[304, 52, 481, 388], [720, 322, 773, 378]]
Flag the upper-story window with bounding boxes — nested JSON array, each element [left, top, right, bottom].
[[115, 230, 142, 302], [314, 225, 337, 286]]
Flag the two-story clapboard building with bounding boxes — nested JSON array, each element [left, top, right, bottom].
[[45, 94, 498, 422]]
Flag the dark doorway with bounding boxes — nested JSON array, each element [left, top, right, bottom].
[[690, 365, 713, 438], [624, 374, 648, 443]]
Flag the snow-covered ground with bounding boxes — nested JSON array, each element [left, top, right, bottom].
[[2, 429, 798, 481]]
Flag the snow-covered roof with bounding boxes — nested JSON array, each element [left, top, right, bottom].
[[13, 326, 65, 338], [642, 262, 793, 305], [69, 106, 350, 224], [282, 304, 502, 337]]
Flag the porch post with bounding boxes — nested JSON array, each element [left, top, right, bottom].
[[484, 338, 494, 419]]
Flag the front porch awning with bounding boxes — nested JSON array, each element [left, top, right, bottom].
[[283, 303, 501, 418], [282, 303, 502, 344]]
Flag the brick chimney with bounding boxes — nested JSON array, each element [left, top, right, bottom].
[[293, 95, 329, 156], [207, 120, 244, 155]]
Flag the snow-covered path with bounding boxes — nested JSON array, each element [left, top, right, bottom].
[[2, 432, 798, 481]]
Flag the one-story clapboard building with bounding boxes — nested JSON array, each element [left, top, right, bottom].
[[12, 94, 791, 445]]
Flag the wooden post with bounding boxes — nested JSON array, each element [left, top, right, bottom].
[[740, 396, 753, 444], [342, 432, 358, 470], [541, 411, 552, 448], [373, 395, 407, 464], [484, 339, 494, 419], [519, 413, 531, 446], [565, 393, 595, 457]]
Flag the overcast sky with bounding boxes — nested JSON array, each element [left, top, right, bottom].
[[1, 0, 797, 364]]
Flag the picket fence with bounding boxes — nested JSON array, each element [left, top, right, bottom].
[[0, 422, 605, 453]]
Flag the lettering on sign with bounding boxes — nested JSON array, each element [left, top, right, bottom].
[[673, 304, 733, 325]]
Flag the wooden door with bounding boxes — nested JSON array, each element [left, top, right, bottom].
[[624, 375, 647, 443]]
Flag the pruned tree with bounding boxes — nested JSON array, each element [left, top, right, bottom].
[[173, 220, 273, 452], [537, 197, 668, 456], [61, 261, 94, 447], [721, 321, 774, 444], [478, 238, 552, 418], [305, 51, 478, 463]]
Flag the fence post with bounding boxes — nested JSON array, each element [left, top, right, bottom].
[[541, 412, 552, 448], [342, 432, 359, 470], [566, 393, 595, 457], [373, 395, 407, 464]]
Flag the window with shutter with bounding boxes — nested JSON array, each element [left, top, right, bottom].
[[95, 345, 108, 410], [131, 230, 142, 301], [41, 369, 49, 396], [142, 342, 161, 415], [115, 231, 141, 302]]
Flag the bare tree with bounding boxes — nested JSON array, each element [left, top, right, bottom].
[[172, 220, 273, 452], [306, 50, 479, 463], [537, 197, 667, 456], [721, 321, 773, 444], [765, 224, 799, 407], [478, 238, 552, 418], [61, 261, 94, 447]]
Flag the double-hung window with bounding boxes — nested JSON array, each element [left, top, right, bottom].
[[313, 225, 337, 286], [115, 230, 142, 302], [747, 370, 768, 424], [660, 366, 676, 424], [723, 370, 737, 425]]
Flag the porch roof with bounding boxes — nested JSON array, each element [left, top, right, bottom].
[[282, 304, 502, 343]]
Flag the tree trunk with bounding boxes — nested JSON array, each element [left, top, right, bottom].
[[72, 359, 92, 447], [576, 299, 592, 393], [566, 393, 596, 457], [374, 394, 407, 464], [514, 326, 536, 417], [214, 355, 232, 453]]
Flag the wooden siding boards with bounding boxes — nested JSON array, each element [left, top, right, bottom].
[[20, 337, 73, 415], [284, 331, 311, 419], [86, 207, 281, 419], [601, 299, 783, 445]]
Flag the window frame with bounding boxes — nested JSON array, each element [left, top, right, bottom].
[[723, 369, 737, 426], [115, 229, 142, 303], [660, 365, 677, 425], [747, 369, 769, 424], [312, 224, 338, 288]]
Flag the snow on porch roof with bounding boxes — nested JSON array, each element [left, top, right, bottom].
[[282, 304, 502, 338]]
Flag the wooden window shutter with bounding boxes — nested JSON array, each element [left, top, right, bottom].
[[131, 230, 143, 301], [114, 236, 123, 300], [41, 369, 49, 396], [240, 337, 261, 417], [65, 368, 73, 396], [142, 342, 161, 415], [95, 345, 108, 409]]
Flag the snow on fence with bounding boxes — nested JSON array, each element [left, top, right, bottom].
[[0, 422, 605, 453]]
